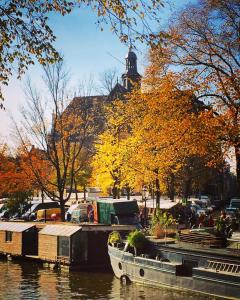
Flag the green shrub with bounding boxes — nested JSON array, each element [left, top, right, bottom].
[[150, 209, 174, 237], [108, 231, 122, 245], [127, 230, 147, 251]]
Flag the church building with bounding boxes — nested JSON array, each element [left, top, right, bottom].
[[108, 46, 141, 101], [63, 47, 141, 138], [67, 46, 141, 110]]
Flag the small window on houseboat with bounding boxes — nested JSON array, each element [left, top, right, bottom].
[[139, 268, 145, 277], [5, 231, 13, 242], [58, 236, 70, 257]]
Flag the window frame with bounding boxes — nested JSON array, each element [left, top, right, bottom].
[[5, 231, 13, 242]]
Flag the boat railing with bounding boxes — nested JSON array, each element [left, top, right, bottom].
[[207, 260, 240, 274]]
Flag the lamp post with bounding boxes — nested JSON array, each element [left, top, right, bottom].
[[142, 186, 148, 227]]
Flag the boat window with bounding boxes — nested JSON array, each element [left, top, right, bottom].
[[118, 262, 122, 270], [139, 268, 144, 277], [5, 231, 13, 242]]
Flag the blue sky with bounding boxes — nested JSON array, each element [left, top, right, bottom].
[[0, 1, 193, 144]]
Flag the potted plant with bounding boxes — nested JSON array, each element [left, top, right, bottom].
[[108, 231, 122, 247], [127, 230, 148, 256], [150, 209, 175, 239]]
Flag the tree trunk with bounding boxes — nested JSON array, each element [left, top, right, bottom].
[[112, 186, 118, 199], [60, 198, 65, 222], [83, 185, 86, 202], [41, 189, 44, 204], [74, 180, 78, 201], [234, 144, 240, 196], [112, 180, 120, 199], [168, 172, 175, 201], [183, 177, 192, 199], [151, 183, 155, 200], [155, 173, 160, 209], [126, 185, 130, 200]]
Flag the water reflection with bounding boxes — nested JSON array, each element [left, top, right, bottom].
[[0, 260, 220, 299]]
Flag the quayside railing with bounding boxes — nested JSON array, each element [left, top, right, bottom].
[[207, 260, 240, 274]]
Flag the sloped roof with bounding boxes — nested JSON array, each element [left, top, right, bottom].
[[39, 225, 82, 237], [108, 83, 127, 101], [0, 222, 35, 232], [66, 95, 108, 112]]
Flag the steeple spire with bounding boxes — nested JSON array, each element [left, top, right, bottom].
[[122, 46, 141, 91]]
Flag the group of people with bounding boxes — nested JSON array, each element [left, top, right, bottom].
[[188, 208, 236, 238], [218, 210, 234, 237], [188, 208, 214, 229]]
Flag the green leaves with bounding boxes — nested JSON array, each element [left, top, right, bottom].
[[0, 0, 73, 106], [108, 231, 122, 245], [151, 208, 174, 232], [127, 230, 147, 250], [0, 0, 165, 108]]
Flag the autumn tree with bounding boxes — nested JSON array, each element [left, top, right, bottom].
[[152, 0, 240, 193], [0, 144, 38, 215], [92, 72, 224, 203], [92, 100, 138, 199], [166, 156, 227, 200], [16, 61, 102, 220], [0, 0, 163, 107], [123, 72, 224, 204]]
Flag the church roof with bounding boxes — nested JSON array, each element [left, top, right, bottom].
[[108, 83, 128, 101], [125, 50, 137, 60], [125, 45, 137, 60], [66, 95, 108, 111]]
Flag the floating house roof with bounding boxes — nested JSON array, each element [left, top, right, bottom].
[[0, 222, 35, 232], [39, 225, 82, 237]]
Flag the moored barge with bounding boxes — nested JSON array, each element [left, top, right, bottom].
[[108, 238, 240, 299]]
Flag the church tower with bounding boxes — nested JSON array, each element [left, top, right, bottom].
[[122, 46, 141, 92]]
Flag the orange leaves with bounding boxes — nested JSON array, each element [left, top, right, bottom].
[[0, 144, 53, 198], [0, 149, 33, 196], [125, 72, 224, 184]]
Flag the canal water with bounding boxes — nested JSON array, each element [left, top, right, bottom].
[[0, 260, 221, 300]]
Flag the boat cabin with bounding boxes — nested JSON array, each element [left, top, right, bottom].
[[0, 222, 38, 256], [38, 225, 83, 265]]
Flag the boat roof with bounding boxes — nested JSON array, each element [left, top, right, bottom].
[[159, 243, 240, 260], [0, 222, 35, 232], [97, 199, 137, 204], [39, 225, 82, 237]]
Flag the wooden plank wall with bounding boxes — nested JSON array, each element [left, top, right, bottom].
[[38, 235, 58, 261], [0, 231, 22, 255]]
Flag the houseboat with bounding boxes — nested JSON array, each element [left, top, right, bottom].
[[0, 222, 38, 256], [38, 224, 136, 269], [38, 224, 83, 265], [108, 235, 240, 299]]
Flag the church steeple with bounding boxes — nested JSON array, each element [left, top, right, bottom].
[[122, 46, 141, 91]]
